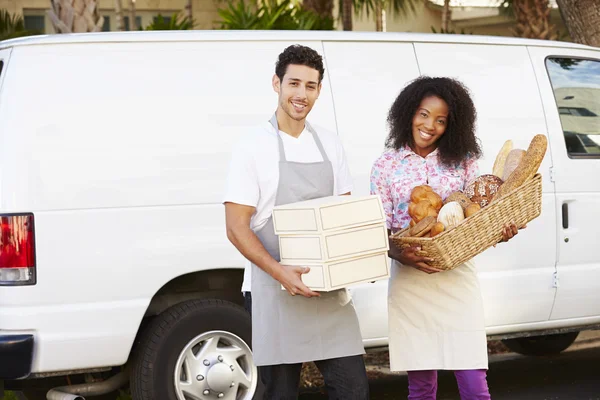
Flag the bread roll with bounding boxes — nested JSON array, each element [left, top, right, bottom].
[[502, 149, 526, 181], [410, 185, 434, 203], [493, 134, 548, 201], [426, 191, 443, 211], [444, 191, 472, 211], [429, 222, 445, 237], [464, 174, 504, 207], [465, 202, 481, 218], [492, 140, 513, 179]]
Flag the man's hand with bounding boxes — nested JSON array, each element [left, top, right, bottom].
[[278, 266, 320, 298], [398, 246, 443, 274]]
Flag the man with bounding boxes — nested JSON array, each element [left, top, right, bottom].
[[223, 45, 369, 400]]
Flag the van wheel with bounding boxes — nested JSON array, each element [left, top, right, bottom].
[[502, 331, 579, 356], [130, 299, 258, 400]]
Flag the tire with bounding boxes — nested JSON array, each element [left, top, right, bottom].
[[502, 331, 579, 356], [130, 299, 259, 400]]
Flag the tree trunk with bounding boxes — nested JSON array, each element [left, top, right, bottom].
[[342, 0, 353, 31], [375, 0, 383, 32], [129, 0, 137, 30], [441, 0, 451, 32], [303, 0, 334, 19], [114, 0, 124, 31], [48, 0, 104, 33], [555, 0, 600, 46], [185, 0, 193, 21]]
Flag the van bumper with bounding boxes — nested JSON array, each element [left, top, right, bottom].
[[0, 334, 34, 379]]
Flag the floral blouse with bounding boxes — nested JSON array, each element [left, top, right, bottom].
[[370, 146, 479, 232]]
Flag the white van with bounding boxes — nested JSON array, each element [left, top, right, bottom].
[[0, 31, 598, 400]]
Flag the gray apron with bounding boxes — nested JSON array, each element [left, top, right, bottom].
[[250, 115, 364, 366]]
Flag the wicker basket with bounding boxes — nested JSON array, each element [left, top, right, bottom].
[[390, 173, 543, 271]]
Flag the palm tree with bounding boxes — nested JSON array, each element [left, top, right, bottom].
[[342, 0, 353, 30], [114, 0, 125, 31], [500, 0, 557, 40], [0, 9, 40, 41], [129, 0, 138, 30], [349, 0, 417, 32], [441, 0, 451, 32], [48, 0, 104, 33], [185, 0, 193, 21]]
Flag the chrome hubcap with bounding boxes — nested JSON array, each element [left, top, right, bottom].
[[174, 331, 257, 400]]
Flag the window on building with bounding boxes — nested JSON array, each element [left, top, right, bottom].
[[102, 16, 111, 32], [546, 57, 600, 158], [124, 16, 142, 31], [24, 15, 45, 32], [153, 15, 172, 25]]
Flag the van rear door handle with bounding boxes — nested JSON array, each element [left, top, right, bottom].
[[562, 203, 569, 229]]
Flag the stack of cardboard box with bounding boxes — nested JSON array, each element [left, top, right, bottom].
[[273, 195, 391, 291]]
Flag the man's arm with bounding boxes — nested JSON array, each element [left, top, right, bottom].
[[225, 202, 319, 298]]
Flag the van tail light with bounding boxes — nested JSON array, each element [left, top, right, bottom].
[[0, 213, 36, 286]]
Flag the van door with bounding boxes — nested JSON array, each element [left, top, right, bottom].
[[322, 41, 421, 346], [528, 46, 600, 320], [0, 48, 12, 90], [413, 42, 558, 329]]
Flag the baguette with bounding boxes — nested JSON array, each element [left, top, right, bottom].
[[502, 149, 526, 181], [492, 140, 513, 178], [492, 134, 547, 201]]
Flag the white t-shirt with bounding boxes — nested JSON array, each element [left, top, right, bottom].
[[223, 121, 353, 292]]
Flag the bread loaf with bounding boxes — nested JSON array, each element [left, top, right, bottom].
[[464, 174, 504, 207], [492, 140, 513, 178], [409, 216, 436, 237], [493, 134, 547, 201], [502, 149, 526, 181]]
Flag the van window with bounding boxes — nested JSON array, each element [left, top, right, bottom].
[[0, 61, 3, 76], [546, 57, 600, 158]]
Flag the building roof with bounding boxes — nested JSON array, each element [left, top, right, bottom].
[[1, 30, 597, 51]]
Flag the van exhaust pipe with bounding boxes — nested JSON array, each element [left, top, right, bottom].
[[46, 368, 129, 400], [46, 391, 83, 400]]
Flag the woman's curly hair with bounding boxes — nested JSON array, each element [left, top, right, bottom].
[[386, 76, 482, 166], [275, 45, 325, 83]]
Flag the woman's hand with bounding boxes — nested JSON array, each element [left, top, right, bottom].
[[390, 244, 442, 274], [495, 222, 526, 246]]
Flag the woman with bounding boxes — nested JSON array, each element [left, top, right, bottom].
[[370, 76, 519, 400]]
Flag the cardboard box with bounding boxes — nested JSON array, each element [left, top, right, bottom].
[[279, 223, 389, 263], [281, 251, 391, 292], [272, 195, 386, 235]]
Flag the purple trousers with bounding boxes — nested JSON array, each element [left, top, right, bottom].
[[407, 369, 491, 400]]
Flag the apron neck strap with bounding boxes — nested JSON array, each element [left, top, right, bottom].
[[269, 113, 330, 163]]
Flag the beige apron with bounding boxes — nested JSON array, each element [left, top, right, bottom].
[[250, 114, 364, 366], [388, 259, 488, 371]]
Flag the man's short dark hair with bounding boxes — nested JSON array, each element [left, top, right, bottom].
[[275, 45, 325, 83]]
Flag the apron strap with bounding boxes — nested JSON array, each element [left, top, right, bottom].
[[269, 114, 288, 163], [269, 113, 330, 163], [305, 121, 329, 162]]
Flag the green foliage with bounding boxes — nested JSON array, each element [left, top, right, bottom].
[[217, 0, 334, 30], [349, 0, 417, 20], [431, 26, 473, 34], [2, 391, 20, 400], [144, 13, 194, 30], [0, 9, 41, 41], [115, 389, 133, 400]]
